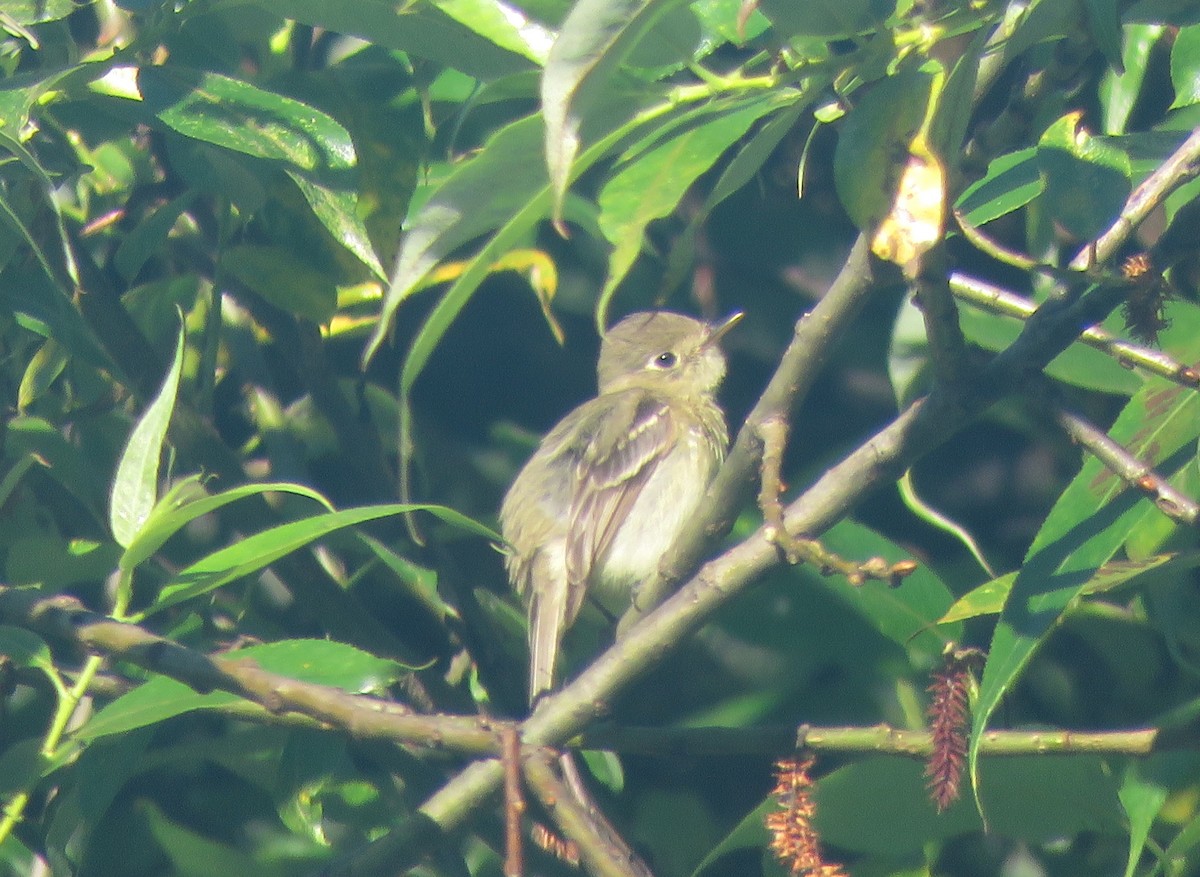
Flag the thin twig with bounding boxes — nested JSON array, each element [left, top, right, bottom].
[[503, 726, 525, 877], [758, 415, 796, 562], [1054, 405, 1200, 526], [0, 588, 500, 755], [757, 416, 917, 584], [524, 749, 647, 877], [1072, 126, 1200, 270], [949, 273, 1200, 388], [911, 261, 971, 393]]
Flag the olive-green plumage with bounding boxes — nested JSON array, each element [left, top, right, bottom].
[[500, 310, 739, 701]]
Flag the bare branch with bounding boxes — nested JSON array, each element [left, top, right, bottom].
[[503, 727, 525, 877], [950, 273, 1200, 388], [524, 750, 647, 877], [1054, 405, 1200, 526], [0, 587, 499, 755], [1072, 126, 1200, 271]]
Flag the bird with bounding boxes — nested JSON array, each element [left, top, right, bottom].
[[500, 310, 740, 702]]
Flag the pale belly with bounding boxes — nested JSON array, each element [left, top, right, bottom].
[[591, 434, 717, 610]]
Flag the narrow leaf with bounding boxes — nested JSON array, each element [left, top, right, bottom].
[[595, 95, 790, 327], [1119, 768, 1168, 877], [76, 639, 407, 741], [120, 481, 334, 572], [361, 115, 548, 368], [969, 354, 1200, 806], [109, 318, 185, 549], [140, 502, 498, 617], [135, 66, 383, 276], [541, 0, 690, 218], [954, 148, 1042, 227]]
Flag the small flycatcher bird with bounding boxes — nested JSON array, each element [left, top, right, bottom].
[[501, 310, 741, 701]]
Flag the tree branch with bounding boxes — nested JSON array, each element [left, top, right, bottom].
[[394, 127, 1200, 870], [949, 272, 1200, 388], [0, 587, 498, 755]]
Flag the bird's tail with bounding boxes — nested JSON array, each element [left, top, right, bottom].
[[527, 570, 568, 703]]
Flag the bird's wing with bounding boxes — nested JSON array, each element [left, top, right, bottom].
[[563, 390, 675, 623]]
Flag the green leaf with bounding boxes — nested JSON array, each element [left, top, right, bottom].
[[6, 416, 107, 517], [940, 552, 1200, 623], [6, 537, 123, 590], [541, 0, 690, 218], [139, 799, 261, 877], [1036, 112, 1132, 240], [222, 244, 338, 324], [75, 639, 408, 741], [258, 0, 536, 80], [819, 520, 958, 660], [135, 66, 383, 277], [1083, 0, 1125, 72], [436, 0, 553, 64], [756, 0, 886, 38], [954, 147, 1043, 227], [1102, 24, 1165, 134], [1171, 24, 1200, 108], [113, 192, 199, 284], [1001, 0, 1082, 64], [0, 453, 38, 511], [137, 67, 355, 173], [0, 740, 52, 799], [1119, 767, 1168, 877], [287, 171, 386, 280], [120, 481, 334, 573], [833, 68, 933, 231], [109, 318, 185, 549], [357, 532, 456, 623], [899, 470, 995, 578], [970, 347, 1200, 802], [3, 0, 75, 25], [0, 234, 109, 372], [361, 115, 548, 368], [141, 503, 498, 616], [0, 625, 53, 675], [17, 337, 68, 412], [596, 95, 791, 325]]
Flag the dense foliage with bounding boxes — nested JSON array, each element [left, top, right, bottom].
[[3, 1, 1200, 876]]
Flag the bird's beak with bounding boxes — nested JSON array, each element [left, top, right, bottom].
[[704, 311, 743, 347]]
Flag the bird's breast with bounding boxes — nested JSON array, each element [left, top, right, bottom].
[[591, 433, 721, 608]]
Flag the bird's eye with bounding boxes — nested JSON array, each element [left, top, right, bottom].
[[653, 351, 678, 368]]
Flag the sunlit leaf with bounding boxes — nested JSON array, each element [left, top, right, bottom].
[[120, 481, 333, 572], [135, 66, 383, 277], [954, 148, 1042, 227], [141, 502, 498, 616], [1170, 23, 1200, 107], [596, 94, 791, 327], [541, 0, 690, 219], [109, 318, 185, 549], [970, 335, 1200, 801], [1036, 112, 1132, 240], [76, 639, 409, 741], [259, 0, 536, 79], [833, 68, 933, 231]]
